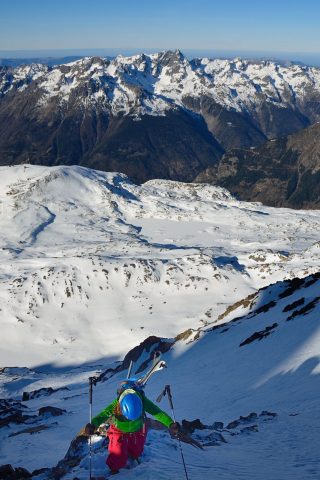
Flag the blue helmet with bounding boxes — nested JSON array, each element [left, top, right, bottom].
[[119, 389, 143, 421]]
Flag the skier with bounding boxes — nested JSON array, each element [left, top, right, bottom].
[[85, 380, 180, 475]]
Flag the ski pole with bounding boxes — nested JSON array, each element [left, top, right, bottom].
[[89, 376, 97, 480], [160, 385, 190, 480]]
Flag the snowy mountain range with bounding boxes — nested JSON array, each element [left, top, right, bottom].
[[2, 50, 320, 119], [0, 165, 319, 479], [1, 51, 320, 206]]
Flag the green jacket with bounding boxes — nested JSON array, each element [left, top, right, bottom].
[[92, 393, 173, 433]]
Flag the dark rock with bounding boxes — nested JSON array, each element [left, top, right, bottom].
[[212, 421, 224, 430], [0, 464, 15, 480], [203, 431, 227, 446], [226, 420, 240, 429], [22, 386, 69, 401], [279, 277, 306, 298], [282, 297, 305, 312], [31, 467, 51, 476], [38, 406, 66, 417], [240, 412, 258, 422], [181, 418, 207, 433], [122, 336, 174, 374], [260, 411, 277, 417], [0, 464, 31, 479], [122, 336, 162, 368], [0, 399, 28, 416], [50, 435, 89, 478], [61, 435, 88, 464], [239, 323, 278, 347], [286, 296, 320, 321], [0, 413, 32, 428], [240, 424, 259, 434], [8, 425, 50, 437], [0, 399, 35, 428], [13, 467, 31, 479], [254, 301, 276, 315], [304, 272, 320, 287], [82, 336, 175, 386], [47, 466, 69, 480], [227, 412, 258, 429]]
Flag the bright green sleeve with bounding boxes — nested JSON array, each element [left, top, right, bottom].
[[144, 397, 173, 428], [92, 399, 117, 427]]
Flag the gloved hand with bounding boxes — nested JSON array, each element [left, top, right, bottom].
[[84, 422, 96, 435], [169, 421, 181, 436]]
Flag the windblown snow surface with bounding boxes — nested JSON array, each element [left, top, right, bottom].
[[0, 165, 319, 479]]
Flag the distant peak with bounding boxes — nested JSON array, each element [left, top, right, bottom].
[[158, 49, 186, 67]]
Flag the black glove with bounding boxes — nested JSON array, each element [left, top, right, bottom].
[[84, 422, 96, 435], [169, 422, 181, 436]]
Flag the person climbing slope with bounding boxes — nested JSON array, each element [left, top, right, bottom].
[[85, 380, 180, 475]]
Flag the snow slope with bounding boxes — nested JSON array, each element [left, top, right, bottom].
[[0, 165, 319, 367], [0, 273, 319, 479], [0, 165, 319, 479]]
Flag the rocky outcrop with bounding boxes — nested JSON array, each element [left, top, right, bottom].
[[239, 323, 278, 347], [0, 464, 31, 480], [0, 399, 35, 428], [38, 406, 66, 417], [22, 387, 69, 401]]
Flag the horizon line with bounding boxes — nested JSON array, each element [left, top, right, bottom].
[[1, 48, 320, 68], [1, 47, 320, 55]]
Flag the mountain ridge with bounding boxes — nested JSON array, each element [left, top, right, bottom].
[[1, 51, 320, 192]]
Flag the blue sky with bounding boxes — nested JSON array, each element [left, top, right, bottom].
[[1, 0, 320, 55]]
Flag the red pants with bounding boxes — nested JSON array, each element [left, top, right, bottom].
[[106, 424, 147, 472]]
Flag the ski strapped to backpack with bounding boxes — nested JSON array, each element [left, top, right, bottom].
[[119, 351, 167, 392], [136, 352, 167, 387]]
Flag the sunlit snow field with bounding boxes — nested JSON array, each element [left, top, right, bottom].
[[0, 165, 319, 479]]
